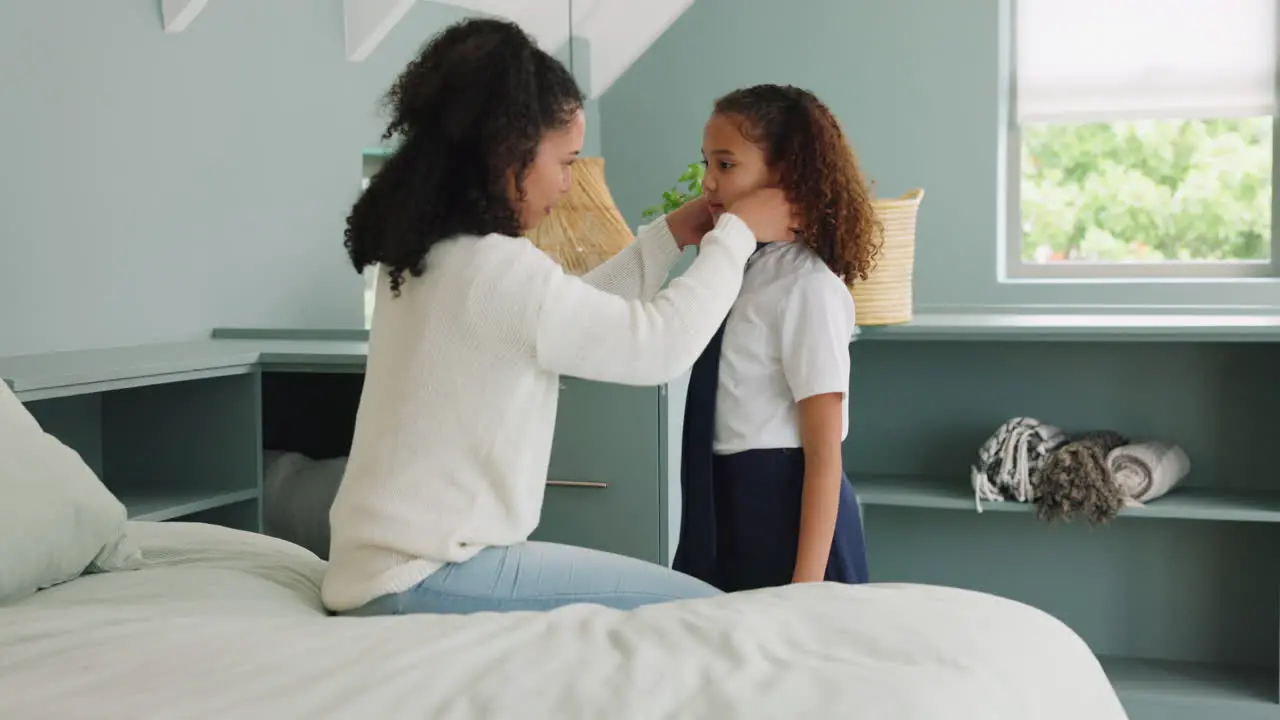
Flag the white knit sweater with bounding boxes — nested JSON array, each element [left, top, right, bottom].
[[321, 213, 757, 612]]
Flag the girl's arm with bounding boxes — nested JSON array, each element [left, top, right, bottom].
[[779, 276, 857, 583], [794, 393, 845, 582]]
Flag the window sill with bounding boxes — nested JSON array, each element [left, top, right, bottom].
[[999, 274, 1280, 287], [855, 311, 1280, 342]]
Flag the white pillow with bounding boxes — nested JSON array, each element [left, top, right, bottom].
[[0, 382, 142, 604]]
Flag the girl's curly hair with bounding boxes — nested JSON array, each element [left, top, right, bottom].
[[713, 85, 882, 283], [345, 17, 584, 297]]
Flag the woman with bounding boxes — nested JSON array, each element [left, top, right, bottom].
[[674, 84, 882, 592], [322, 18, 797, 616]]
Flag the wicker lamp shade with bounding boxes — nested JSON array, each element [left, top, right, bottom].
[[527, 157, 634, 275]]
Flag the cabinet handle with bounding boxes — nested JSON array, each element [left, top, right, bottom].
[[546, 480, 608, 489]]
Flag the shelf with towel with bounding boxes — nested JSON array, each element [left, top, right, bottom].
[[848, 334, 1280, 719], [855, 475, 1280, 524]]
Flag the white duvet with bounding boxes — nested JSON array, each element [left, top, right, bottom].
[[0, 522, 1127, 719]]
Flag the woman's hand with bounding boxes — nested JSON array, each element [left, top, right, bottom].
[[726, 188, 799, 242], [666, 195, 715, 249]]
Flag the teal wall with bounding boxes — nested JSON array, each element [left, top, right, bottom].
[[16, 0, 1279, 361], [599, 0, 1280, 313], [0, 0, 593, 357]]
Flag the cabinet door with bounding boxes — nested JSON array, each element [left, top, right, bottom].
[[533, 378, 662, 563]]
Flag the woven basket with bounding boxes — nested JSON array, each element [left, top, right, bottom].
[[851, 188, 924, 326], [526, 157, 633, 275]]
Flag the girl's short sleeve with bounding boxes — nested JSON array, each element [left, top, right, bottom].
[[778, 275, 856, 402]]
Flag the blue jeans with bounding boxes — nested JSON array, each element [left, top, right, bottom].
[[341, 541, 723, 615]]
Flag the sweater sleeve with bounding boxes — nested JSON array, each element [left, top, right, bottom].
[[578, 216, 683, 301], [532, 213, 756, 386]]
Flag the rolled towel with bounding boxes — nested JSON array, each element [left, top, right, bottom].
[[1106, 441, 1190, 507], [263, 451, 347, 559], [1034, 431, 1129, 525], [970, 417, 1067, 511]]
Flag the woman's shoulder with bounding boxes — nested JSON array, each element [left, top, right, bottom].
[[439, 232, 560, 276], [437, 233, 570, 321], [447, 231, 540, 257]]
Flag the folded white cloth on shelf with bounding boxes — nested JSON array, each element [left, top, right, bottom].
[[263, 451, 347, 559], [970, 417, 1067, 511], [1106, 441, 1190, 507]]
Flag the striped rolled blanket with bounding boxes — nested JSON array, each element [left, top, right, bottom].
[[970, 417, 1068, 511], [1106, 441, 1190, 507]]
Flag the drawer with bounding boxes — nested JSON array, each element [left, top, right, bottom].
[[532, 378, 662, 563]]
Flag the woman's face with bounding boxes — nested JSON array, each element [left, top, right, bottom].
[[701, 113, 772, 220], [513, 109, 586, 231]]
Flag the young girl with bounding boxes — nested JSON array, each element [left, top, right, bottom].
[[673, 84, 883, 592], [322, 18, 798, 616]]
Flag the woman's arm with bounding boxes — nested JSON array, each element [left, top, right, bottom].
[[578, 198, 713, 301], [779, 275, 857, 583], [530, 212, 757, 385], [577, 216, 682, 300]]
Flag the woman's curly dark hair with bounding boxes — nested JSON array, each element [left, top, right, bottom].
[[713, 84, 882, 283], [345, 17, 584, 297]]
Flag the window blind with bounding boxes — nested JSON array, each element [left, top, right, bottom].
[[1016, 0, 1278, 123]]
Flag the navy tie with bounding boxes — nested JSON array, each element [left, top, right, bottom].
[[672, 242, 770, 586]]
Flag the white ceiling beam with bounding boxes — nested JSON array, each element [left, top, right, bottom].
[[427, 1, 579, 53], [161, 0, 210, 33], [429, 0, 522, 15], [509, 3, 568, 53], [578, 0, 693, 98], [345, 0, 419, 62], [465, 0, 696, 97]]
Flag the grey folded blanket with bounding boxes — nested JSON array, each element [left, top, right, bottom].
[[970, 417, 1068, 510]]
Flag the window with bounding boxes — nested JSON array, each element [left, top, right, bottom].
[[1010, 0, 1278, 278]]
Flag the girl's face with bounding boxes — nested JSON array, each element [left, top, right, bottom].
[[701, 112, 773, 220], [512, 109, 586, 231]]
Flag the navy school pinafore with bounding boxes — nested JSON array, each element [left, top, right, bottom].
[[672, 243, 871, 592]]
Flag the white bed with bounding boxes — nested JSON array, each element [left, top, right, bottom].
[[0, 520, 1128, 719]]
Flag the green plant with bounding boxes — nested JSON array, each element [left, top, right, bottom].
[[640, 162, 705, 220]]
